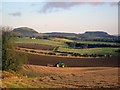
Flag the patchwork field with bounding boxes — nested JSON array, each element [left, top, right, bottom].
[[15, 38, 120, 57], [15, 38, 120, 67]]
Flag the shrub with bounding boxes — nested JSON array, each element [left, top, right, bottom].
[[2, 27, 27, 71]]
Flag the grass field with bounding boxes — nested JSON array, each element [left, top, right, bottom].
[[14, 38, 68, 47], [58, 47, 119, 56]]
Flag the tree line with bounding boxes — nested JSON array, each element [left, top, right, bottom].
[[65, 42, 120, 49]]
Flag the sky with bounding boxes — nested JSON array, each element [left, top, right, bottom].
[[0, 0, 119, 35]]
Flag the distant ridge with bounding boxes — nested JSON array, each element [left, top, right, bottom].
[[45, 32, 75, 34], [44, 31, 114, 38], [45, 31, 110, 36], [12, 27, 118, 41]]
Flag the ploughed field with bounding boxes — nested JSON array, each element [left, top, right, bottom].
[[27, 53, 119, 67]]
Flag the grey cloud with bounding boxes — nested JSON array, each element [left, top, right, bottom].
[[39, 2, 83, 13], [8, 12, 22, 16], [39, 2, 117, 13]]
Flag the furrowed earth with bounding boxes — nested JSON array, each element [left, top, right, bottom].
[[27, 53, 119, 67]]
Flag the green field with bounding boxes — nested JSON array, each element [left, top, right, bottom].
[[14, 38, 68, 47], [58, 47, 119, 56]]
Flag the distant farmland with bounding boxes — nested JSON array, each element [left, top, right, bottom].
[[15, 38, 120, 56]]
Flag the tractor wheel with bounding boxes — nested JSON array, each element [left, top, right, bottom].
[[57, 64, 59, 67]]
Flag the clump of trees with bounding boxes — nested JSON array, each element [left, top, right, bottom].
[[2, 27, 27, 71]]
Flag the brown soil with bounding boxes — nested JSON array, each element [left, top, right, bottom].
[[27, 53, 119, 67]]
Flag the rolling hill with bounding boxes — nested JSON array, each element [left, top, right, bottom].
[[79, 31, 115, 39], [12, 27, 39, 37]]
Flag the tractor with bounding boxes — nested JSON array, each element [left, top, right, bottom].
[[54, 62, 66, 68]]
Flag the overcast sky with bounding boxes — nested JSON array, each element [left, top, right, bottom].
[[1, 0, 119, 35]]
